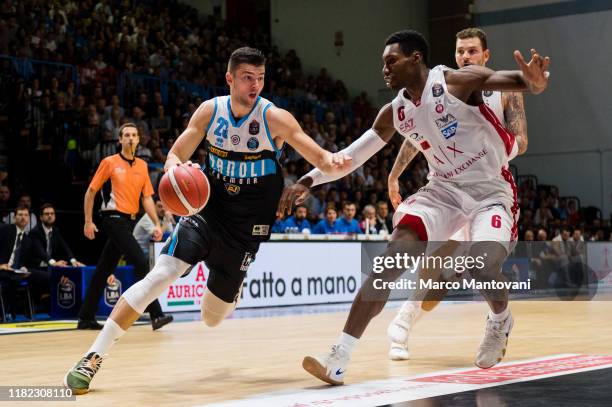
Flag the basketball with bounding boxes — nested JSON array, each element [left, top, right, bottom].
[[158, 164, 210, 216]]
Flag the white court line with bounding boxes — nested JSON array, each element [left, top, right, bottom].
[[201, 354, 612, 407]]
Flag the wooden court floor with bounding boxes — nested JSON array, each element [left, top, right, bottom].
[[1, 301, 611, 406]]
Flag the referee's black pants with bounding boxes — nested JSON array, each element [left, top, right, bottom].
[[78, 213, 164, 320]]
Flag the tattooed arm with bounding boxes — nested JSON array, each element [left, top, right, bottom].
[[502, 91, 528, 155], [388, 139, 420, 209]]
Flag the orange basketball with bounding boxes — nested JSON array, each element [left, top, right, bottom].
[[159, 164, 210, 216]]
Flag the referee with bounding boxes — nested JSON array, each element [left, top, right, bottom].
[[78, 123, 172, 330]]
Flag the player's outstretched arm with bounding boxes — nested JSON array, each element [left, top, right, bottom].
[[446, 48, 550, 98], [388, 139, 419, 209], [164, 100, 214, 171], [502, 92, 528, 155], [276, 105, 395, 216], [266, 106, 351, 175]]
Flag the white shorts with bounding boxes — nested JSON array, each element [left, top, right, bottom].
[[392, 179, 519, 252]]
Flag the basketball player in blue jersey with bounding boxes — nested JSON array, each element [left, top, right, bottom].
[[386, 27, 529, 361], [278, 30, 549, 385], [64, 47, 352, 394]]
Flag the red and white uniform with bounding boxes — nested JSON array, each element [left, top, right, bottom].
[[391, 66, 519, 248]]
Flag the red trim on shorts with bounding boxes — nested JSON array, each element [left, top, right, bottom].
[[479, 103, 516, 156], [501, 166, 519, 241], [397, 214, 428, 241]]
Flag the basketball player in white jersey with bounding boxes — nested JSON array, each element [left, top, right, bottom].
[[386, 27, 529, 361], [64, 47, 352, 394], [278, 29, 549, 385]]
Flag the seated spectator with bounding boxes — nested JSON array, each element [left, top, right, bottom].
[[271, 214, 285, 233], [282, 205, 312, 233], [359, 204, 378, 234], [376, 201, 393, 234], [0, 206, 50, 314], [133, 199, 175, 257], [27, 203, 85, 268], [4, 194, 38, 232], [313, 207, 339, 234], [0, 185, 11, 221], [336, 202, 361, 234]]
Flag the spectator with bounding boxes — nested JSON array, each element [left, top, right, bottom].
[[27, 203, 85, 268], [359, 205, 378, 234], [282, 205, 312, 233], [0, 185, 11, 220], [376, 201, 393, 234], [536, 228, 548, 241], [4, 194, 38, 231], [313, 207, 339, 234], [336, 202, 361, 234], [150, 105, 171, 137], [0, 206, 50, 313], [133, 199, 175, 256]]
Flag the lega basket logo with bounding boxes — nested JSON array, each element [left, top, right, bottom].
[[483, 90, 494, 97], [104, 279, 122, 307], [57, 276, 75, 309], [249, 120, 260, 135]]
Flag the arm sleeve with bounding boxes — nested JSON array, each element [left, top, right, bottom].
[[303, 129, 387, 187], [89, 158, 111, 192]]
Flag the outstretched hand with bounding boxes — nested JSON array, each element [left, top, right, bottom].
[[277, 183, 310, 216], [514, 49, 550, 94]]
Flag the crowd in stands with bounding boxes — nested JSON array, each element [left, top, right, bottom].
[[1, 1, 611, 239]]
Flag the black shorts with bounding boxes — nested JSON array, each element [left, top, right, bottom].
[[160, 215, 256, 303]]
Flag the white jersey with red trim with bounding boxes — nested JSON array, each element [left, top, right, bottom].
[[391, 65, 518, 183], [482, 90, 504, 126]]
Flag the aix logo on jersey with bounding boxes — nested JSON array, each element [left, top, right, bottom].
[[435, 113, 458, 139]]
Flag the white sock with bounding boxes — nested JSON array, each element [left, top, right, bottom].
[[489, 306, 510, 322], [86, 318, 126, 356], [338, 332, 359, 355]]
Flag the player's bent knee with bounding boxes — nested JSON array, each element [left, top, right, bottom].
[[201, 290, 236, 327]]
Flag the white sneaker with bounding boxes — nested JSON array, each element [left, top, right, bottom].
[[475, 312, 514, 369], [302, 345, 350, 385], [387, 301, 421, 359], [388, 342, 410, 360]]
